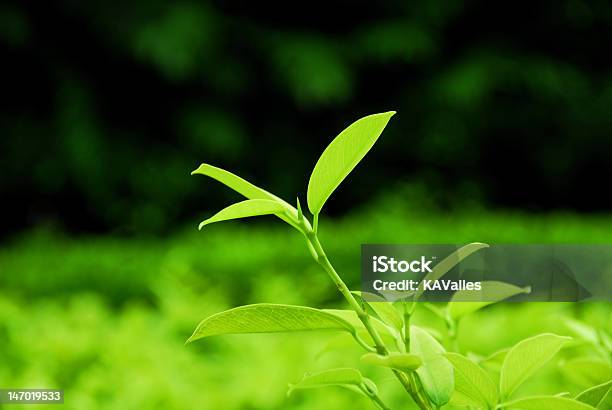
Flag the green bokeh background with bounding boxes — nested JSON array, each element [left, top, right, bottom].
[[0, 1, 611, 409]]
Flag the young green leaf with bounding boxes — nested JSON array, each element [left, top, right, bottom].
[[414, 243, 489, 301], [445, 352, 499, 409], [597, 389, 612, 410], [560, 358, 612, 387], [307, 111, 396, 215], [477, 348, 510, 374], [288, 368, 375, 398], [361, 352, 422, 372], [576, 380, 612, 409], [187, 304, 355, 343], [503, 395, 597, 410], [500, 333, 571, 399], [352, 291, 404, 331], [410, 325, 454, 406], [448, 281, 531, 320], [198, 199, 287, 229], [192, 163, 273, 196], [192, 163, 302, 229]]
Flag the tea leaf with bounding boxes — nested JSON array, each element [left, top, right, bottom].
[[500, 333, 571, 399], [415, 243, 489, 301], [503, 395, 596, 410], [445, 352, 499, 409], [477, 348, 510, 374], [560, 358, 612, 387], [448, 281, 531, 320], [352, 291, 404, 331], [288, 368, 374, 398], [191, 163, 284, 202], [307, 111, 395, 215], [361, 352, 422, 372], [192, 163, 299, 227], [198, 199, 287, 229], [599, 390, 612, 409], [187, 304, 355, 343], [576, 380, 612, 408], [410, 326, 454, 406]]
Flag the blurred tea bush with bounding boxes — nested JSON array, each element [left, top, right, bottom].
[[1, 203, 610, 409]]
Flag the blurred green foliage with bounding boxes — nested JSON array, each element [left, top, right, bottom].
[[1, 204, 610, 409]]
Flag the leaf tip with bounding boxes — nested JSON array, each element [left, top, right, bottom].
[[198, 220, 207, 230], [191, 163, 206, 175], [186, 329, 202, 344]]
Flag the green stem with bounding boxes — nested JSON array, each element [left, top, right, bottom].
[[362, 384, 391, 410], [410, 372, 433, 410], [446, 317, 459, 352], [308, 232, 387, 354], [403, 302, 411, 350], [303, 229, 430, 410]]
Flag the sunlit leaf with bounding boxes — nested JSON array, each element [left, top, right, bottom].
[[361, 352, 421, 372], [560, 358, 612, 387], [192, 163, 280, 201], [445, 352, 499, 409], [307, 111, 395, 215], [576, 380, 612, 409], [500, 333, 571, 399], [410, 326, 454, 406], [288, 368, 375, 398], [187, 304, 355, 343], [198, 199, 287, 229], [448, 281, 531, 320], [476, 348, 509, 375], [192, 163, 300, 228], [504, 395, 596, 410]]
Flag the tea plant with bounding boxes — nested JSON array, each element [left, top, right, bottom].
[[188, 112, 606, 409]]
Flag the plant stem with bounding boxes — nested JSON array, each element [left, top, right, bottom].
[[304, 230, 431, 410], [368, 392, 391, 410], [361, 382, 391, 410], [410, 372, 433, 410], [403, 302, 411, 349], [307, 232, 387, 354]]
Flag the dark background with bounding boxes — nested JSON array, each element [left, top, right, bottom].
[[2, 0, 612, 236]]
